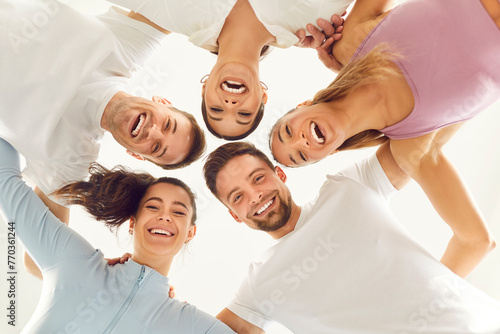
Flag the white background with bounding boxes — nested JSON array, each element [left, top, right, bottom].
[[1, 0, 500, 333]]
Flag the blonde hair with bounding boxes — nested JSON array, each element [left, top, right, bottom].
[[313, 44, 399, 151]]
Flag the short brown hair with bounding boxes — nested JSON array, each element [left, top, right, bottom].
[[151, 107, 206, 170], [201, 99, 265, 140], [203, 142, 274, 198]]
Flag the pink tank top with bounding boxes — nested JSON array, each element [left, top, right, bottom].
[[353, 0, 500, 140]]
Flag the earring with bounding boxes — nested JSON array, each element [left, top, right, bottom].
[[260, 81, 268, 90], [200, 74, 209, 83], [129, 228, 133, 235]]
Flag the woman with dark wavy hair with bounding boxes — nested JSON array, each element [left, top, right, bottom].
[[0, 138, 234, 333], [270, 0, 500, 277], [109, 0, 347, 140]]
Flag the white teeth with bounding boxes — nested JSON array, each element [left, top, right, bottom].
[[222, 82, 246, 94], [311, 122, 325, 144], [256, 199, 274, 215], [131, 114, 145, 137], [150, 228, 172, 236]]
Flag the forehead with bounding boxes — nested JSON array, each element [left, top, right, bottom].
[[141, 183, 191, 208], [215, 154, 273, 194]]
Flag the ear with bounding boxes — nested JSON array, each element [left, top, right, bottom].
[[275, 166, 287, 183], [126, 150, 145, 161], [296, 100, 313, 108], [185, 225, 197, 243], [261, 89, 268, 104], [228, 210, 242, 223], [129, 217, 136, 230], [328, 149, 339, 156], [152, 95, 172, 106]]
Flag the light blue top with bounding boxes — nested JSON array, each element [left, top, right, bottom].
[[0, 138, 235, 334]]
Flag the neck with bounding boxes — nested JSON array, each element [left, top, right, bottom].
[[324, 84, 394, 140], [216, 0, 275, 67], [131, 252, 174, 277], [269, 202, 302, 239]]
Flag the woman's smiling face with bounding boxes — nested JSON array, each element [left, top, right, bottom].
[[130, 182, 195, 259], [270, 104, 345, 167]]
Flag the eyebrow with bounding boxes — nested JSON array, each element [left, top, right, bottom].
[[209, 115, 223, 121], [226, 167, 266, 203], [236, 120, 252, 125], [278, 123, 284, 143], [145, 197, 189, 210], [289, 155, 297, 165], [173, 119, 177, 134], [157, 147, 167, 158]]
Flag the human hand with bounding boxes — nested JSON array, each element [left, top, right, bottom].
[[106, 252, 132, 266], [294, 13, 344, 49]]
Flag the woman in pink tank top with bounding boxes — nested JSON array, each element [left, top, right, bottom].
[[270, 0, 500, 278]]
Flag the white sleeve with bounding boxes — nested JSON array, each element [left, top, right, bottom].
[[96, 7, 165, 76], [227, 269, 274, 331], [331, 154, 397, 201]]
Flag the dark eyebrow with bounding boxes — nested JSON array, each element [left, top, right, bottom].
[[289, 155, 297, 165], [278, 124, 284, 143], [173, 119, 177, 134], [236, 120, 252, 125], [209, 115, 223, 121], [157, 147, 167, 158], [145, 197, 162, 204], [173, 201, 189, 210], [226, 167, 266, 203]]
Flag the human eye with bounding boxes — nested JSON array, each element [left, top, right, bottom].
[[238, 112, 252, 117], [173, 210, 186, 216], [255, 175, 264, 183], [146, 205, 159, 210], [233, 194, 242, 203], [210, 107, 223, 113], [164, 119, 171, 131], [299, 151, 307, 162], [152, 143, 160, 154], [285, 124, 292, 137]]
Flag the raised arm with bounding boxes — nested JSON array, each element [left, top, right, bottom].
[[24, 187, 70, 280], [127, 10, 171, 34], [0, 139, 96, 272], [217, 308, 265, 334], [389, 124, 496, 277]]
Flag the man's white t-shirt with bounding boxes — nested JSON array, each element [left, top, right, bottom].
[[109, 0, 353, 52], [228, 155, 500, 333], [0, 1, 164, 199]]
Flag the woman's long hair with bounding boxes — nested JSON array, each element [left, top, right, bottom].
[[313, 44, 399, 151], [53, 163, 197, 230]]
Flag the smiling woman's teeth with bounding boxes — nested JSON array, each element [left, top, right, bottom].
[[150, 228, 172, 236], [222, 80, 247, 94], [256, 198, 274, 215], [131, 114, 145, 137], [311, 122, 325, 144]]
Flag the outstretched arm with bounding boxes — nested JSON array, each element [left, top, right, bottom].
[[24, 187, 70, 280], [127, 11, 171, 34], [0, 139, 97, 273], [217, 308, 265, 334], [390, 124, 496, 278]]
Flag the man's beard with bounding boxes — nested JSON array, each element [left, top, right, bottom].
[[251, 192, 293, 232]]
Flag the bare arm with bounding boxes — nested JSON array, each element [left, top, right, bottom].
[[390, 124, 496, 277], [217, 308, 265, 334], [24, 187, 70, 280], [127, 11, 171, 35]]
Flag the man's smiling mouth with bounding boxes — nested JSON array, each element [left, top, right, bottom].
[[131, 114, 146, 137]]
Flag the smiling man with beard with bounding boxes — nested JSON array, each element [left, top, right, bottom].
[[203, 142, 500, 334]]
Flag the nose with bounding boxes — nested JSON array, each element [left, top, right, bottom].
[[292, 130, 309, 148], [224, 98, 238, 105], [147, 124, 163, 140], [250, 189, 263, 205], [157, 214, 171, 222]]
